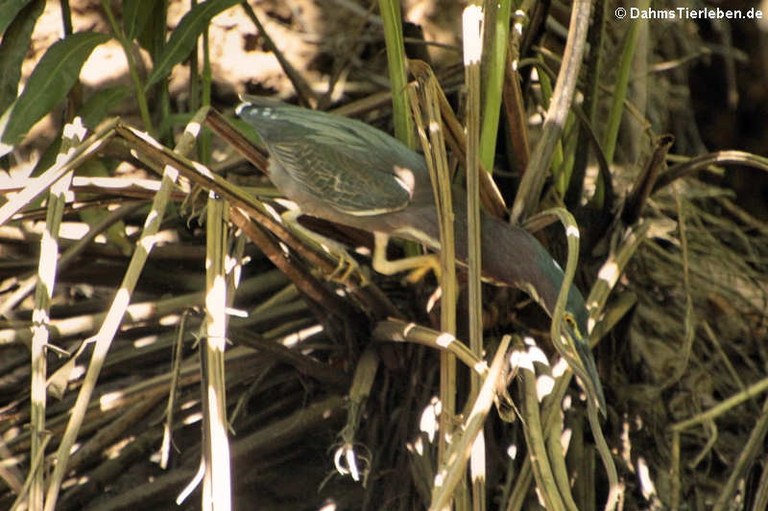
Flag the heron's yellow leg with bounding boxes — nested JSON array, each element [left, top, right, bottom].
[[281, 210, 369, 285], [372, 232, 440, 283]]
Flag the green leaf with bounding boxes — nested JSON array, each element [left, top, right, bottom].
[[136, 5, 166, 57], [80, 85, 130, 129], [0, 0, 44, 112], [145, 0, 239, 89], [0, 32, 110, 146], [123, 0, 159, 40], [0, 0, 32, 35]]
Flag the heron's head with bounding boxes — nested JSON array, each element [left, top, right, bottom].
[[560, 286, 605, 412], [529, 261, 605, 412]]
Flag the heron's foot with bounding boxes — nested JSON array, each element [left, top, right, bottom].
[[372, 232, 441, 284], [373, 252, 440, 283], [326, 249, 371, 286], [180, 186, 208, 226], [403, 256, 441, 284], [281, 210, 368, 287]]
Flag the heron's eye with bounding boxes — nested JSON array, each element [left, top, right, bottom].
[[563, 313, 580, 336]]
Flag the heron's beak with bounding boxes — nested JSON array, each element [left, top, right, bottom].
[[561, 322, 606, 415]]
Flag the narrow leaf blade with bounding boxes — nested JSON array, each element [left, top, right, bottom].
[[145, 0, 239, 88], [1, 32, 111, 145], [0, 0, 32, 35], [123, 0, 159, 40], [0, 0, 44, 112]]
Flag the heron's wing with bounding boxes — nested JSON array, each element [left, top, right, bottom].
[[268, 137, 418, 216], [239, 100, 424, 216]]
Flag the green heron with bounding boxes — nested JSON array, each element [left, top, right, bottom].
[[236, 96, 605, 412]]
